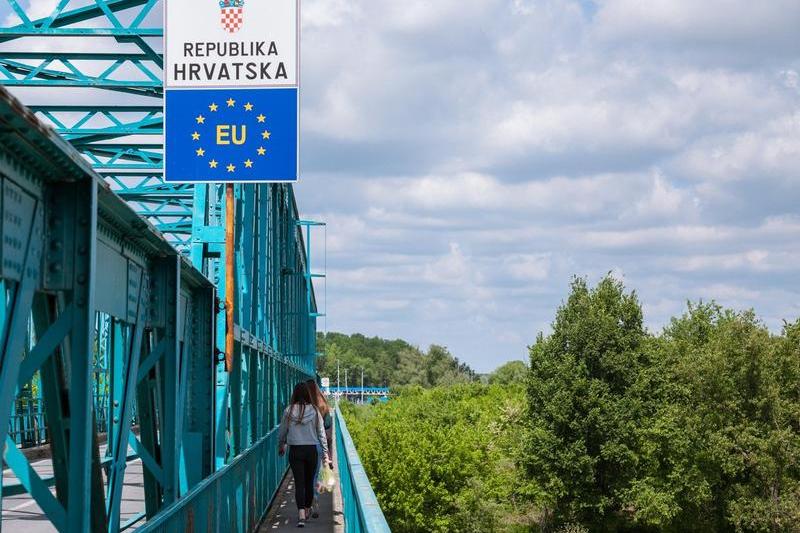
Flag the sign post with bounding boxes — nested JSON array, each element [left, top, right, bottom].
[[164, 0, 299, 183]]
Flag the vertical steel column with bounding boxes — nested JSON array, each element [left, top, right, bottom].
[[105, 264, 147, 532], [155, 256, 181, 506], [0, 182, 43, 514], [58, 179, 104, 532], [106, 318, 125, 461]]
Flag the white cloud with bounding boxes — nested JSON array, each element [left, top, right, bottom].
[[673, 250, 790, 273], [595, 0, 800, 51], [504, 254, 551, 281], [672, 112, 800, 183], [423, 242, 473, 285], [302, 0, 359, 29], [631, 171, 696, 219]]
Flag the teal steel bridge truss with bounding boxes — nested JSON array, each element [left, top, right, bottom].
[[0, 0, 323, 531]]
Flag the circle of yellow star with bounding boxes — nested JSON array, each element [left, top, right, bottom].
[[257, 146, 266, 156], [191, 131, 200, 141], [209, 159, 218, 168], [261, 130, 271, 140], [244, 159, 253, 168], [256, 114, 266, 123], [244, 102, 254, 111], [195, 147, 205, 157], [226, 163, 235, 173], [209, 103, 218, 112], [196, 115, 205, 124], [226, 98, 235, 107]]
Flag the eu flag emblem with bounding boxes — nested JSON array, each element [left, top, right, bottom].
[[165, 88, 298, 182]]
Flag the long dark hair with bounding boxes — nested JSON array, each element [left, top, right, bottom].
[[288, 382, 313, 424], [305, 379, 330, 417]]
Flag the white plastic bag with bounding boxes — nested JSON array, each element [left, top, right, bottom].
[[319, 464, 336, 493]]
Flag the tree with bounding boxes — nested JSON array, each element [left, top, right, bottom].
[[525, 275, 646, 530], [316, 333, 476, 388], [489, 360, 528, 385], [626, 305, 800, 532]]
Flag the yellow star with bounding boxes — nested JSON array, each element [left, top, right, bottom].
[[244, 102, 254, 111], [196, 147, 205, 157], [227, 163, 235, 173], [209, 159, 218, 168], [256, 114, 266, 123], [257, 146, 266, 156], [191, 131, 200, 141], [226, 98, 235, 107], [261, 130, 271, 140], [196, 115, 205, 124], [244, 159, 253, 168], [209, 103, 218, 112]]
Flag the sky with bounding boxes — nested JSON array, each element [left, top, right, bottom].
[[296, 0, 800, 372], [2, 0, 799, 373]]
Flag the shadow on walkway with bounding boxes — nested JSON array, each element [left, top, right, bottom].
[[259, 426, 344, 533], [258, 472, 335, 532]]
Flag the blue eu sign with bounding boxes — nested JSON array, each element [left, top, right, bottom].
[[165, 88, 298, 182], [164, 0, 300, 183]]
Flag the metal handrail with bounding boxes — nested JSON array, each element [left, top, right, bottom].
[[335, 406, 391, 533]]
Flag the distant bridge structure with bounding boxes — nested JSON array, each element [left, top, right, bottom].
[[326, 387, 391, 404]]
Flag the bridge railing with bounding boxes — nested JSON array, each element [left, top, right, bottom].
[[135, 428, 286, 533], [335, 406, 391, 533], [8, 396, 46, 448]]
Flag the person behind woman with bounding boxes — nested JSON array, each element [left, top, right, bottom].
[[278, 382, 331, 527], [306, 379, 333, 460], [305, 379, 333, 518]]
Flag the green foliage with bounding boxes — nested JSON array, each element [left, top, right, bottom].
[[626, 305, 800, 532], [489, 360, 528, 385], [342, 384, 537, 532], [339, 276, 800, 533], [526, 276, 800, 532], [317, 332, 476, 387], [525, 276, 646, 530]]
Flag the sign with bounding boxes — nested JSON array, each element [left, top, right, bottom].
[[321, 377, 330, 388], [164, 0, 299, 182]]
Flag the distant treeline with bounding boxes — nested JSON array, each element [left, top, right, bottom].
[[316, 332, 476, 387], [343, 276, 800, 532]]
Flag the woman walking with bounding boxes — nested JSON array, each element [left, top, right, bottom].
[[278, 382, 331, 527], [306, 379, 333, 461], [305, 379, 334, 518]]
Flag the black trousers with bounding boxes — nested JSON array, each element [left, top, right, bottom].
[[288, 445, 318, 510]]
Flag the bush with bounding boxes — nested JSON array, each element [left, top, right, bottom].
[[342, 384, 537, 532]]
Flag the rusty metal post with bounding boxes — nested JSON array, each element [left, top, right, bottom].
[[225, 183, 235, 372]]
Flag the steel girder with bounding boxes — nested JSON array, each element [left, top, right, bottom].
[[0, 88, 216, 532], [0, 0, 176, 245]]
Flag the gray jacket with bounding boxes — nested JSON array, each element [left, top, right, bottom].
[[278, 404, 329, 458]]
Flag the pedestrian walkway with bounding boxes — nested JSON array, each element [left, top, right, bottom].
[[259, 472, 338, 532], [258, 431, 343, 532], [2, 443, 144, 532]]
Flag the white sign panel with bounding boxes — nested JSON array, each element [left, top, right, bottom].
[[165, 0, 298, 88]]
